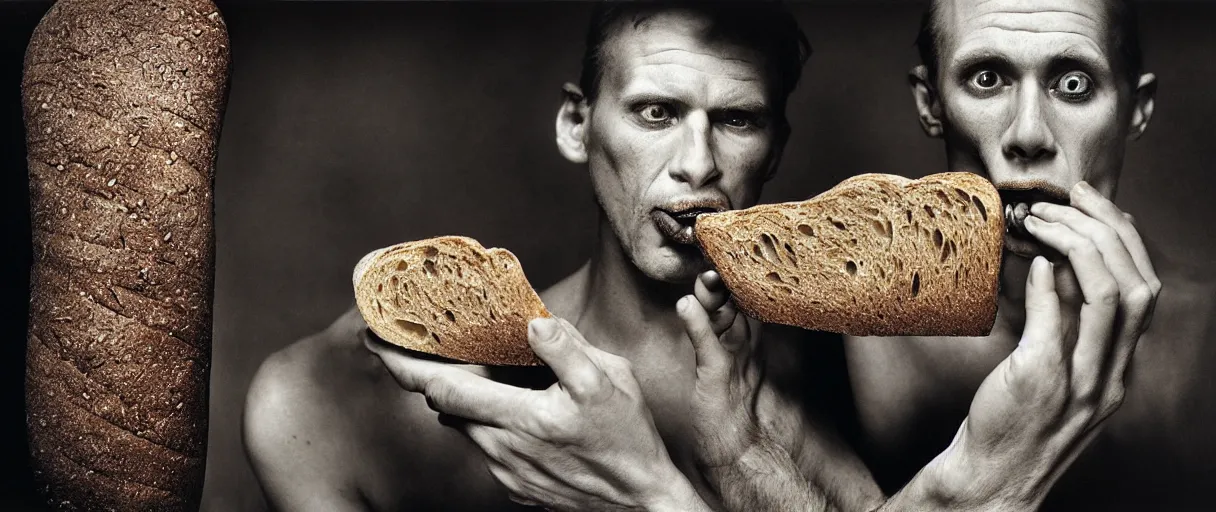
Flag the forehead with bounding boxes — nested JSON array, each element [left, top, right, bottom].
[[598, 10, 773, 101], [937, 0, 1115, 70]]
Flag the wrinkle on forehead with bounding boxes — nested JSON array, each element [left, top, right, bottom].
[[937, 0, 1116, 69], [939, 0, 1111, 46], [644, 47, 754, 65]]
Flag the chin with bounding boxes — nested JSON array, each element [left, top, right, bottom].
[[634, 245, 707, 284]]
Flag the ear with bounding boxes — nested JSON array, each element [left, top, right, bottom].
[[1127, 73, 1157, 141], [556, 82, 590, 164], [909, 65, 944, 138], [762, 120, 790, 183]]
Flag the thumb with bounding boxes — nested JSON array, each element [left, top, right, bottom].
[[1020, 255, 1063, 359], [678, 295, 729, 378], [527, 317, 605, 400]]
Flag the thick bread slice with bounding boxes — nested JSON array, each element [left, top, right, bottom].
[[353, 236, 550, 366], [694, 172, 1003, 336]]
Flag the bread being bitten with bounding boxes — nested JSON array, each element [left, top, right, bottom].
[[695, 172, 1004, 336], [353, 236, 550, 366]]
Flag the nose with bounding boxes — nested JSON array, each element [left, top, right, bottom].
[[669, 111, 720, 188], [1001, 83, 1057, 163]]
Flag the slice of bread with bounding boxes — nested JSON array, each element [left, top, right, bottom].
[[694, 172, 1003, 336], [353, 236, 550, 366]]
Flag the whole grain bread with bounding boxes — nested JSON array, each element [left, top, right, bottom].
[[695, 172, 1003, 336], [23, 0, 230, 510], [353, 236, 551, 366]]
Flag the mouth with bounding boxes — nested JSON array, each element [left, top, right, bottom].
[[651, 198, 730, 245], [996, 181, 1070, 258]]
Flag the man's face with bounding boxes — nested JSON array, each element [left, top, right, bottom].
[[576, 10, 784, 283], [923, 0, 1152, 256]]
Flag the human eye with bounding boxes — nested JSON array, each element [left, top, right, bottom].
[[635, 103, 676, 127], [964, 69, 1006, 97], [1052, 71, 1095, 103], [715, 110, 765, 131]]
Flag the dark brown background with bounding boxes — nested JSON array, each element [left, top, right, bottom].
[[1, 1, 1214, 510]]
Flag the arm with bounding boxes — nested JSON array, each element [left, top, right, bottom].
[[365, 317, 714, 512], [242, 350, 370, 512], [680, 181, 1159, 512]]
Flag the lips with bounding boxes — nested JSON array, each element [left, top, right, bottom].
[[996, 181, 1070, 257], [652, 198, 730, 245]]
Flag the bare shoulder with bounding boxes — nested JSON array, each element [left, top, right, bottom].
[[242, 308, 382, 509], [244, 307, 529, 511]]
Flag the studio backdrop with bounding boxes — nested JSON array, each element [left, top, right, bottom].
[[1, 1, 1214, 511]]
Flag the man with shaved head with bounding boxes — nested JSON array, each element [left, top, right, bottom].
[[844, 0, 1216, 508], [373, 1, 1212, 511]]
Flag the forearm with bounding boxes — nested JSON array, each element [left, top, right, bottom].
[[871, 451, 1039, 512], [705, 434, 837, 512]]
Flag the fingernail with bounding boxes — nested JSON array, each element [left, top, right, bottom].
[[529, 318, 558, 341], [677, 295, 690, 313], [1029, 256, 1045, 284], [1076, 181, 1096, 196]]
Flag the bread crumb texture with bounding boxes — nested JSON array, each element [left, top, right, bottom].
[[696, 172, 1003, 336], [354, 236, 551, 366]]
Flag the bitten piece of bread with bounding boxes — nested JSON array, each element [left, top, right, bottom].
[[353, 236, 550, 366], [694, 172, 1004, 336]]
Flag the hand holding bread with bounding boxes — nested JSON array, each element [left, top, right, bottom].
[[889, 181, 1161, 510], [364, 317, 711, 512]]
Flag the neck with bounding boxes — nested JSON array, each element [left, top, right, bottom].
[[575, 215, 695, 353], [995, 251, 1032, 334]]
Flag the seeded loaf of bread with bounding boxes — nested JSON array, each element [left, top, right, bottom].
[[23, 0, 230, 510], [354, 236, 551, 366], [695, 172, 1004, 336]]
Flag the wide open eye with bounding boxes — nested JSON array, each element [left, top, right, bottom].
[[638, 104, 675, 124], [970, 70, 1003, 90], [1054, 71, 1094, 102]]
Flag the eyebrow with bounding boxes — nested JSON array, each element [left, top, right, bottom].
[[950, 46, 1110, 75], [618, 86, 772, 115]]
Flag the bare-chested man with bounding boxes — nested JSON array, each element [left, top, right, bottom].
[[845, 0, 1216, 509], [248, 2, 1173, 512], [241, 4, 884, 511]]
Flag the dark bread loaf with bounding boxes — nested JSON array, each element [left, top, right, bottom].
[[23, 0, 230, 510], [695, 172, 1004, 337], [353, 236, 551, 366]]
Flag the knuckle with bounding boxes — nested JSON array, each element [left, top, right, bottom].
[[1092, 225, 1121, 247], [1125, 284, 1154, 309], [1149, 279, 1163, 297], [1071, 376, 1102, 409], [1067, 238, 1100, 260], [1096, 282, 1121, 306]]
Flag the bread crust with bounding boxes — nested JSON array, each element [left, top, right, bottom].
[[695, 172, 1003, 336], [23, 0, 230, 509], [353, 236, 550, 366]]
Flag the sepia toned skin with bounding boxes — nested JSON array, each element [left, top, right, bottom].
[[337, 3, 1184, 512], [847, 0, 1216, 508], [241, 9, 883, 512]]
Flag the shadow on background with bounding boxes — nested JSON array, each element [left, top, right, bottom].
[[2, 1, 1215, 511]]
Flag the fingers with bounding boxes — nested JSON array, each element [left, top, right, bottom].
[[1023, 216, 1119, 401], [694, 271, 735, 335], [528, 317, 608, 402], [1031, 202, 1144, 295], [678, 295, 729, 379], [365, 337, 526, 426], [1018, 256, 1064, 363], [1066, 182, 1161, 294]]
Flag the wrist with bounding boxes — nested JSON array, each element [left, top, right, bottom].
[[912, 450, 1040, 512], [640, 470, 709, 512]]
